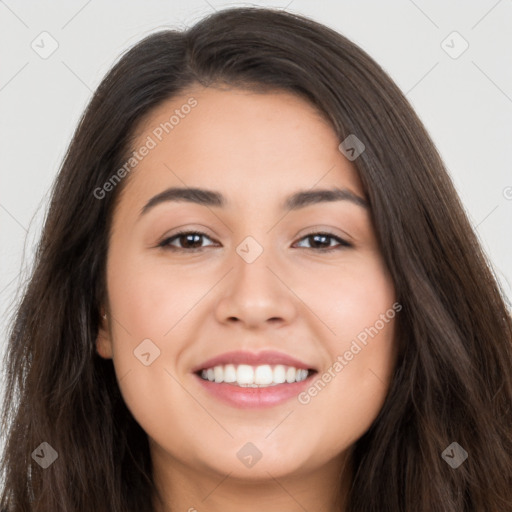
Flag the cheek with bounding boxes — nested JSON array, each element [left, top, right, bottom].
[[105, 248, 225, 410], [330, 255, 398, 394], [106, 247, 212, 341], [299, 252, 397, 342], [292, 254, 398, 442], [104, 250, 205, 434]]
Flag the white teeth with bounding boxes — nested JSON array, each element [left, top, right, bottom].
[[199, 364, 311, 387], [223, 364, 237, 383], [214, 366, 223, 383], [273, 364, 286, 384], [236, 364, 254, 384], [254, 365, 273, 385]]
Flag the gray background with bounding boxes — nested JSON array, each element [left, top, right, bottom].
[[1, 0, 512, 424]]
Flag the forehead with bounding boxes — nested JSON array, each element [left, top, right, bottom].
[[118, 85, 365, 213]]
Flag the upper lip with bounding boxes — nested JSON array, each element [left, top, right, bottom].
[[191, 350, 317, 373]]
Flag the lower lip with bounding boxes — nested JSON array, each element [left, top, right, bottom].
[[193, 373, 315, 409]]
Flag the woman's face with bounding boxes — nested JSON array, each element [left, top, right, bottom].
[[97, 85, 398, 487]]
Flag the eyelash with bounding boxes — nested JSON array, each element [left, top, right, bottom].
[[157, 230, 352, 253]]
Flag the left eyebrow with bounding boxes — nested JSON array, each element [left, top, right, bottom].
[[138, 185, 369, 218], [284, 187, 368, 210]]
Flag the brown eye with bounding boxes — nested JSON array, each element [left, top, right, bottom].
[[159, 231, 216, 251], [294, 232, 352, 252]]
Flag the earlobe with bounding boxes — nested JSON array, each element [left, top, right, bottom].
[[96, 334, 113, 359], [96, 310, 113, 359]]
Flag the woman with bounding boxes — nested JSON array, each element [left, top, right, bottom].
[[1, 6, 511, 512]]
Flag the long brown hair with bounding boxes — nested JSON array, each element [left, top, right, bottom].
[[1, 7, 511, 511]]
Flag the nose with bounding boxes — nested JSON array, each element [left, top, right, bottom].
[[214, 243, 298, 330]]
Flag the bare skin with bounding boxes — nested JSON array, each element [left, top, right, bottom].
[[96, 84, 399, 512]]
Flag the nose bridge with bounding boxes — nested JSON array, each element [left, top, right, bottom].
[[214, 232, 296, 327], [233, 233, 280, 297]]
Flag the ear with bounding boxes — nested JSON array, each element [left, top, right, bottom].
[[96, 308, 113, 359]]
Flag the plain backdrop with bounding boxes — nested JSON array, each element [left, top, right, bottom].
[[1, 0, 511, 435]]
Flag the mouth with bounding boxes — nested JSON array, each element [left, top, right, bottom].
[[195, 364, 317, 387], [191, 350, 318, 408]]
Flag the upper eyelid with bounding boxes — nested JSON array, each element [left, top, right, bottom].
[[161, 223, 353, 240]]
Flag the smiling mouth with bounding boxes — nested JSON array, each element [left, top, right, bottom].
[[195, 363, 317, 387]]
